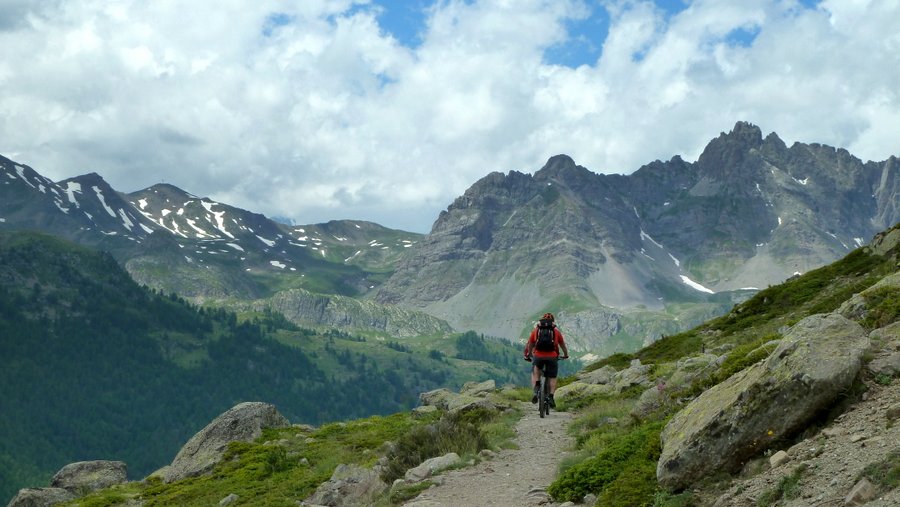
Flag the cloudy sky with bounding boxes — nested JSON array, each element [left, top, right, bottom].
[[2, 0, 898, 232]]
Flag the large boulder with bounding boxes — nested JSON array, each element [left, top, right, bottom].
[[657, 313, 869, 491], [613, 359, 653, 392], [576, 365, 616, 385], [303, 464, 387, 506], [460, 379, 495, 397], [163, 402, 289, 483], [50, 460, 127, 494], [6, 488, 75, 507]]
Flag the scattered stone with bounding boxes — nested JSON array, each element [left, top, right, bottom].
[[769, 450, 790, 468], [524, 488, 552, 505], [583, 493, 598, 505], [822, 427, 844, 438], [304, 464, 387, 507], [559, 502, 576, 507], [292, 423, 316, 432], [479, 449, 497, 459], [886, 403, 900, 421], [50, 460, 127, 494], [6, 488, 76, 507], [844, 477, 878, 506], [163, 402, 290, 483], [868, 352, 900, 376], [849, 434, 867, 443], [418, 388, 454, 409], [460, 379, 495, 396], [219, 493, 239, 506], [300, 458, 310, 466], [305, 437, 317, 444], [401, 500, 443, 507], [405, 453, 460, 482], [657, 314, 869, 490]]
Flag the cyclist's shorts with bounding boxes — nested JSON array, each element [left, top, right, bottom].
[[533, 357, 559, 378]]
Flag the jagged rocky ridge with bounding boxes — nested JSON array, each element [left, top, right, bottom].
[[376, 122, 899, 351]]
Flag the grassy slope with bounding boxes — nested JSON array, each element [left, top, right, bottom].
[[548, 223, 900, 506]]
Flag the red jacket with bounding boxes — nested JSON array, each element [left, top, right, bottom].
[[524, 326, 566, 359]]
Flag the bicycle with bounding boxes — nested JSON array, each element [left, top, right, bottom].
[[526, 355, 568, 418]]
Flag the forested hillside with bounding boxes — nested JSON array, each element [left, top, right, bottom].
[[0, 231, 528, 502]]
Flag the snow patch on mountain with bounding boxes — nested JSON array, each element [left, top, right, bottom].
[[226, 242, 244, 252], [92, 186, 117, 218], [270, 260, 286, 269], [256, 235, 276, 247], [680, 275, 715, 294], [65, 182, 82, 206]]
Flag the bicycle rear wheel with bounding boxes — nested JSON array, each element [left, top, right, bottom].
[[538, 376, 547, 418]]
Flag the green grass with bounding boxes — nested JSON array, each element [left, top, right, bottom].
[[861, 285, 900, 329], [549, 419, 665, 503], [756, 464, 807, 507], [70, 411, 440, 507], [859, 449, 900, 490]]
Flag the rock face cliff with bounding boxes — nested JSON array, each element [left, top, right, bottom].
[[376, 122, 899, 351]]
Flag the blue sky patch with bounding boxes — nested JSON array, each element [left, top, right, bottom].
[[263, 12, 292, 37], [372, 0, 431, 48], [543, 5, 608, 68]]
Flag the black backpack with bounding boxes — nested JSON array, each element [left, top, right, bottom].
[[534, 319, 556, 352]]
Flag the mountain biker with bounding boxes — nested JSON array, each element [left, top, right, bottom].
[[523, 312, 569, 408]]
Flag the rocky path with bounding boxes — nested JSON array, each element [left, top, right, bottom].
[[403, 401, 575, 507]]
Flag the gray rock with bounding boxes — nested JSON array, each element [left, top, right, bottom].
[[576, 365, 616, 384], [219, 493, 239, 506], [769, 450, 790, 468], [50, 460, 127, 494], [418, 388, 499, 414], [554, 381, 614, 401], [657, 313, 868, 491], [667, 353, 719, 388], [868, 352, 900, 376], [6, 488, 75, 507], [887, 404, 900, 421], [404, 452, 460, 482], [613, 359, 653, 392], [163, 402, 290, 483], [418, 388, 454, 409], [582, 493, 598, 505], [412, 405, 438, 417], [844, 477, 878, 505], [305, 464, 387, 507], [631, 385, 665, 420], [460, 379, 495, 396]]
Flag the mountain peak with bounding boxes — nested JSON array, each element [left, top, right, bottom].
[[534, 154, 595, 185], [726, 121, 763, 145]]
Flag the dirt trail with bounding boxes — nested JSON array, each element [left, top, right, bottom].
[[403, 401, 575, 507]]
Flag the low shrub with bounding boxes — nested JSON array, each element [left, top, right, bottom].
[[862, 286, 900, 329], [859, 449, 900, 490], [380, 412, 489, 483], [548, 420, 664, 503]]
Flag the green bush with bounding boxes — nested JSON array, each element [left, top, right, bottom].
[[548, 420, 664, 503]]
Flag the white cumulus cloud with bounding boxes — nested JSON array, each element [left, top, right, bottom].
[[0, 0, 897, 232]]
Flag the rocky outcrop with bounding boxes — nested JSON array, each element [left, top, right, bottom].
[[418, 380, 505, 414], [658, 313, 869, 490], [5, 488, 75, 507], [50, 460, 127, 494], [163, 402, 290, 483], [303, 464, 387, 507]]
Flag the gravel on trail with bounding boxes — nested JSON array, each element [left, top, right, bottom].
[[404, 401, 576, 507]]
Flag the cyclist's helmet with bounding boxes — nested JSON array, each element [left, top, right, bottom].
[[541, 312, 555, 322]]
